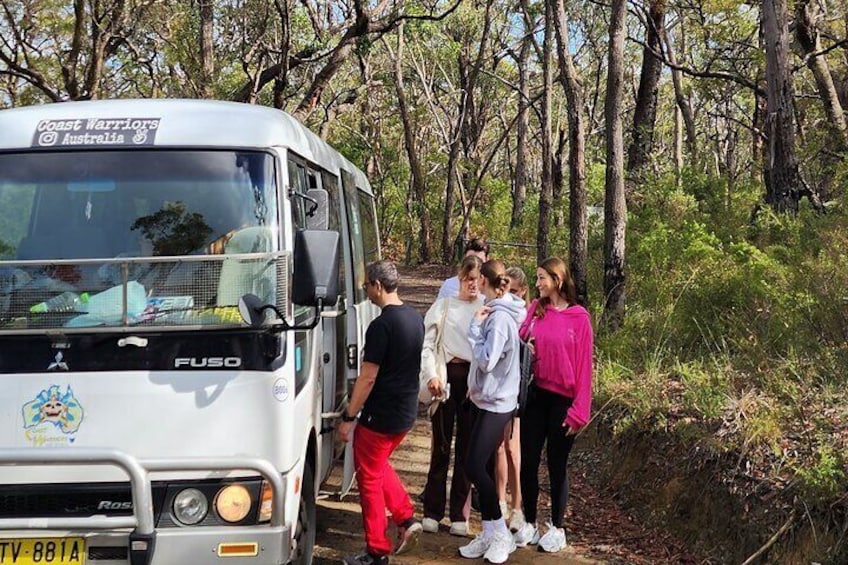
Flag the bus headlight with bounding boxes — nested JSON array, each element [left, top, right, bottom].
[[173, 488, 208, 525], [215, 484, 252, 523]]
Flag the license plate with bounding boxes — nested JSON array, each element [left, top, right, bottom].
[[0, 538, 85, 564]]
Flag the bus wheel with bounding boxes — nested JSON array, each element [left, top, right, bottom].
[[292, 461, 316, 565]]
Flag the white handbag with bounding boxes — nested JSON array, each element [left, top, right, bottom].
[[418, 298, 450, 405]]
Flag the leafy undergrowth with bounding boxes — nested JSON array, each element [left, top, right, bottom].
[[590, 352, 848, 563]]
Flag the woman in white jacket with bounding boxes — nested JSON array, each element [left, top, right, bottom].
[[420, 255, 483, 536]]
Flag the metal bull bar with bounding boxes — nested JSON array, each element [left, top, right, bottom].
[[0, 448, 288, 564]]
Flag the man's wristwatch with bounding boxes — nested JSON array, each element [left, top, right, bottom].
[[341, 411, 357, 422]]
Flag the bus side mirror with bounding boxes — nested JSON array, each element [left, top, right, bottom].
[[292, 229, 340, 306], [238, 293, 269, 328]]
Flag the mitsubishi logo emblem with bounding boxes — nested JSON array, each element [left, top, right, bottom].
[[48, 352, 69, 371]]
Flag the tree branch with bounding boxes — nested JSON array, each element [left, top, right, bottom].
[[628, 35, 766, 98]]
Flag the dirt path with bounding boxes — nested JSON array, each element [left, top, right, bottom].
[[311, 265, 695, 565], [314, 416, 598, 565]]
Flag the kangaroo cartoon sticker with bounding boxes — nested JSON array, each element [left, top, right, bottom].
[[22, 385, 84, 434]]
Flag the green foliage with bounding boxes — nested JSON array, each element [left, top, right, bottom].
[[795, 442, 846, 501], [595, 169, 848, 510]]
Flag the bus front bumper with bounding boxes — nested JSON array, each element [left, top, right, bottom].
[[0, 448, 292, 565]]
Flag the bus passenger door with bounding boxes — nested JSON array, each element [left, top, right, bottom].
[[339, 171, 380, 496], [316, 171, 349, 478]]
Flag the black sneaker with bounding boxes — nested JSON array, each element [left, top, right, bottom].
[[342, 550, 389, 565], [395, 517, 423, 555]]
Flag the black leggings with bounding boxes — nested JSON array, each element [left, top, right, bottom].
[[520, 385, 576, 529], [465, 405, 515, 521]]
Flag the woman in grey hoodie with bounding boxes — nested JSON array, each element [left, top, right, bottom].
[[458, 260, 526, 564]]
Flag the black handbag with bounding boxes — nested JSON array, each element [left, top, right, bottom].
[[517, 341, 535, 417]]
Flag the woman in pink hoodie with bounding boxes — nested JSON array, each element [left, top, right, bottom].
[[512, 257, 593, 553]]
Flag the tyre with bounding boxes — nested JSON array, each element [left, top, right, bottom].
[[291, 461, 316, 565]]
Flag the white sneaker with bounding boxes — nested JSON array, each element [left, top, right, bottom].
[[499, 500, 510, 521], [449, 521, 468, 536], [512, 522, 539, 547], [508, 509, 526, 532], [422, 517, 439, 533], [395, 520, 423, 555], [483, 530, 516, 564], [537, 523, 566, 553], [458, 533, 491, 559]]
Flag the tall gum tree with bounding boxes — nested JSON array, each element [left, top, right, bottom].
[[553, 0, 588, 306], [762, 0, 803, 213], [627, 0, 666, 178], [602, 0, 627, 331]]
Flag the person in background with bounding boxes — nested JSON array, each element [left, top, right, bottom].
[[513, 257, 593, 554], [494, 266, 530, 531], [437, 238, 490, 299], [338, 261, 425, 565], [420, 255, 484, 537], [458, 260, 525, 564]]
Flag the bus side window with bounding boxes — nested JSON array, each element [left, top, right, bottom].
[[321, 171, 345, 295], [288, 161, 305, 230], [357, 190, 379, 264], [341, 170, 366, 304]]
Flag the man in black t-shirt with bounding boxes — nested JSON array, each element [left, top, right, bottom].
[[338, 260, 425, 565]]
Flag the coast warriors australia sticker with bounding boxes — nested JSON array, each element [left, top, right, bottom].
[[32, 117, 161, 147], [22, 385, 85, 446]]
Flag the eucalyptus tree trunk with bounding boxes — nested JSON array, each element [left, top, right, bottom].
[[663, 25, 697, 160], [272, 0, 292, 109], [627, 0, 666, 176], [602, 0, 628, 331], [511, 38, 530, 229], [392, 22, 431, 263], [795, 0, 848, 150], [537, 0, 554, 264], [762, 0, 803, 213], [65, 0, 131, 100], [199, 0, 214, 98], [553, 0, 588, 306], [674, 106, 684, 185], [442, 0, 495, 262]]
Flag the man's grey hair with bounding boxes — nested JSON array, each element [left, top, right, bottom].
[[366, 260, 399, 293]]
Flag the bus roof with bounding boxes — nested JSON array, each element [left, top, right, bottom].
[[0, 99, 372, 195]]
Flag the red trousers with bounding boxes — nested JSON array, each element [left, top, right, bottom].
[[353, 424, 415, 556]]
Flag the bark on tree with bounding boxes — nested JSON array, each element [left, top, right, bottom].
[[795, 0, 848, 150], [272, 0, 292, 109], [553, 0, 588, 306], [663, 24, 697, 159], [199, 0, 215, 98], [537, 0, 555, 264], [391, 23, 431, 263], [511, 37, 530, 229], [602, 0, 628, 331], [627, 0, 666, 176], [442, 0, 495, 262], [762, 0, 803, 213], [59, 0, 132, 100]]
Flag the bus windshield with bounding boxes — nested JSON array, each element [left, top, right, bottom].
[[0, 150, 282, 331], [0, 150, 278, 260]]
